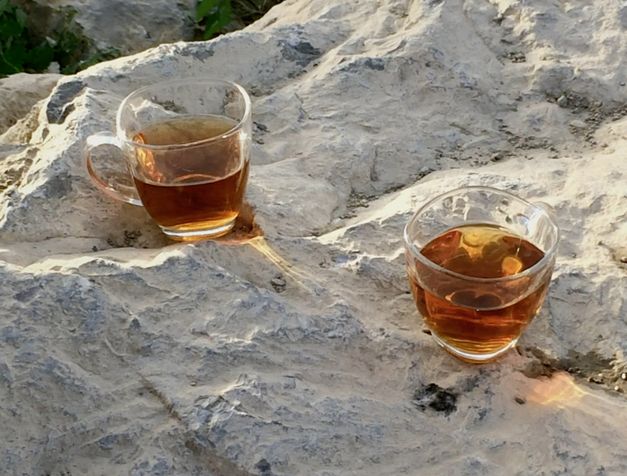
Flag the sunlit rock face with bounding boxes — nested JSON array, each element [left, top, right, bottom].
[[1, 0, 626, 474]]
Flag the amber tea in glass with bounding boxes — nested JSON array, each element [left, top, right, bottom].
[[85, 79, 251, 240], [404, 187, 559, 363], [132, 116, 249, 235]]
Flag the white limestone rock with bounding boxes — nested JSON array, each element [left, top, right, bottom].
[[0, 1, 626, 475], [0, 73, 61, 134]]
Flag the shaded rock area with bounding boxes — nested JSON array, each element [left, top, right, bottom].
[[0, 0, 626, 475], [0, 73, 61, 133], [15, 0, 197, 57]]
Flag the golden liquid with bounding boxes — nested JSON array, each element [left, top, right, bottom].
[[407, 224, 550, 355], [131, 115, 248, 236]]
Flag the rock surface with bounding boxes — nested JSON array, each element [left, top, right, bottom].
[[1, 0, 626, 475], [0, 73, 61, 134], [20, 0, 197, 56]]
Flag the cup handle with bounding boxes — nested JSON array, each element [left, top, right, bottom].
[[84, 132, 143, 206]]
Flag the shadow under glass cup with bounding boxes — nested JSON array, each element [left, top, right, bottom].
[[85, 78, 252, 240], [403, 186, 560, 363]]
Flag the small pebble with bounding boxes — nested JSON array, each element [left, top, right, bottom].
[[620, 81, 626, 87], [515, 396, 525, 405], [557, 95, 568, 107], [614, 385, 621, 392], [621, 372, 626, 381]]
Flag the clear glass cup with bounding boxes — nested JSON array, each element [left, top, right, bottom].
[[403, 186, 560, 363], [85, 78, 252, 240]]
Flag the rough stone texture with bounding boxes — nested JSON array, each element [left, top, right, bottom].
[[0, 73, 61, 134], [21, 0, 197, 56], [1, 0, 626, 475]]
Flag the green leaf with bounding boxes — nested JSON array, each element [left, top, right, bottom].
[[199, 0, 232, 39], [0, 16, 24, 40], [200, 11, 220, 39], [196, 0, 221, 21], [0, 52, 20, 75], [25, 42, 54, 71], [218, 0, 232, 24], [0, 0, 10, 15], [15, 7, 27, 27], [2, 40, 27, 69]]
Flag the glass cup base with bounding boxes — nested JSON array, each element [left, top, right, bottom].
[[430, 331, 519, 364], [160, 219, 236, 241]]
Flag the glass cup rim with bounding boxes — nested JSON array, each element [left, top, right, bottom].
[[115, 77, 251, 151], [403, 185, 560, 283]]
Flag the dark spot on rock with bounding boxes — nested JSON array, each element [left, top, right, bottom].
[[179, 44, 214, 61], [515, 396, 525, 405], [270, 275, 286, 293], [46, 80, 85, 124], [45, 173, 73, 199], [97, 434, 117, 450], [123, 230, 142, 247], [413, 383, 457, 415], [476, 407, 489, 420], [491, 153, 504, 162], [255, 458, 272, 475], [422, 329, 432, 335], [504, 51, 526, 63], [109, 74, 128, 83], [14, 286, 39, 303], [341, 57, 385, 73], [279, 40, 321, 67], [254, 121, 269, 133], [91, 245, 98, 252], [461, 374, 482, 392], [364, 58, 385, 70]]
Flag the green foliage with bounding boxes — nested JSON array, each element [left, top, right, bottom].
[[196, 0, 282, 40], [0, 0, 53, 74], [196, 0, 232, 40], [0, 0, 283, 75], [0, 1, 121, 76], [230, 0, 283, 25]]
